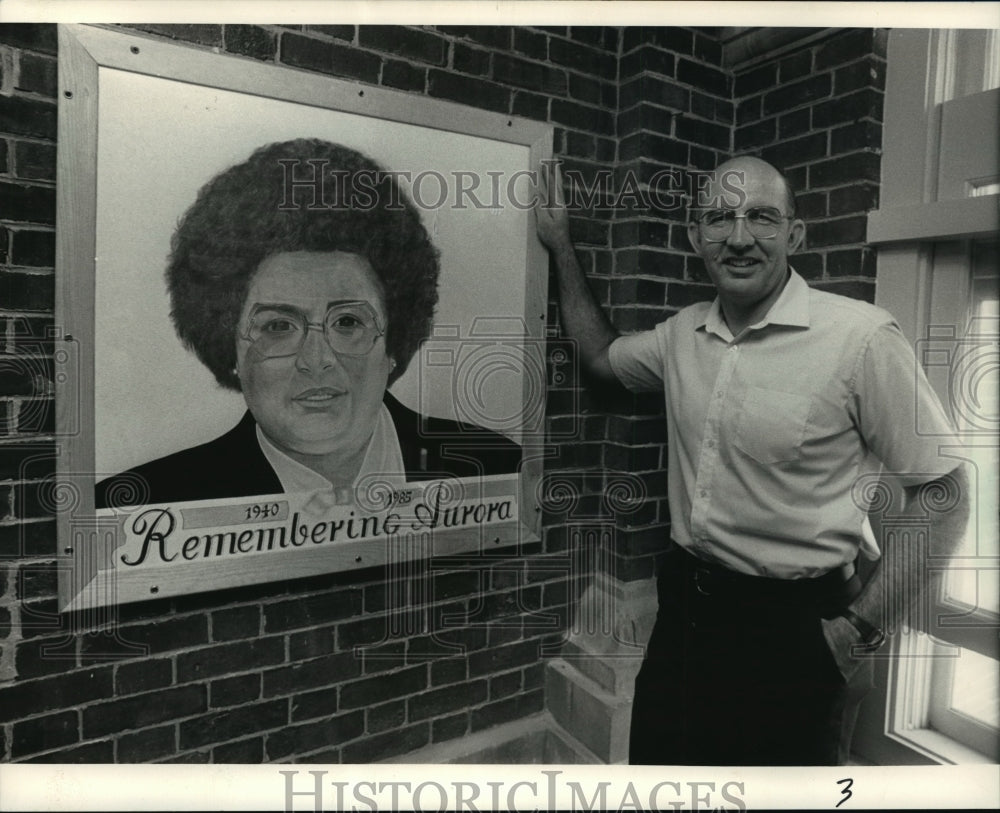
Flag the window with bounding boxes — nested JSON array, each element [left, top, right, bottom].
[[895, 241, 999, 763], [926, 242, 998, 760], [866, 29, 999, 764], [931, 29, 1000, 103]]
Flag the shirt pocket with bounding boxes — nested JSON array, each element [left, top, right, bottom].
[[733, 386, 812, 464]]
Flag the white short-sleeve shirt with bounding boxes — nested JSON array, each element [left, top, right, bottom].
[[608, 270, 961, 578]]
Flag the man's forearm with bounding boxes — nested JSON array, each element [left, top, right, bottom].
[[547, 237, 620, 380], [822, 465, 970, 676], [535, 161, 620, 381], [851, 465, 971, 636]]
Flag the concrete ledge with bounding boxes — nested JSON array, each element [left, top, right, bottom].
[[545, 658, 632, 764], [383, 711, 602, 764]]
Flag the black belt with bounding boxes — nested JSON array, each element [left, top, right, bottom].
[[663, 544, 862, 614]]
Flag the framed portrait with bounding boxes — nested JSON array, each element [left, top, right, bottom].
[[55, 24, 553, 611]]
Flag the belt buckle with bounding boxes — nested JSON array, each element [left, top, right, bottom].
[[694, 567, 713, 596]]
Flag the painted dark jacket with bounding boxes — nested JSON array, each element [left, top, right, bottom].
[[95, 394, 521, 509]]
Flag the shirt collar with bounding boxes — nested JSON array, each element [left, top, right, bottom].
[[762, 268, 810, 328], [697, 267, 810, 339], [256, 403, 406, 497]]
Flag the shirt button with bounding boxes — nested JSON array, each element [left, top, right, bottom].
[[700, 490, 708, 498], [706, 439, 714, 448]]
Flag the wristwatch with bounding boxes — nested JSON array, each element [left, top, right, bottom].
[[839, 609, 886, 651]]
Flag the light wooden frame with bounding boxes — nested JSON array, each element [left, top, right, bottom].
[[55, 24, 552, 612]]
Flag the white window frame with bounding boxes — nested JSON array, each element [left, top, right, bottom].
[[863, 28, 1000, 765]]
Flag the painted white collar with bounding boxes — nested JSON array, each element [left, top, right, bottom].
[[256, 403, 405, 499]]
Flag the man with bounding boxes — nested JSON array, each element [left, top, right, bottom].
[[534, 155, 969, 766]]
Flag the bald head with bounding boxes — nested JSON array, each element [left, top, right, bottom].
[[697, 155, 797, 217]]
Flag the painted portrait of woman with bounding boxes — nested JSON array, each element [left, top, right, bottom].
[[95, 138, 520, 509]]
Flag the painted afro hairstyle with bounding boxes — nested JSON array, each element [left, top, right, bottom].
[[166, 138, 440, 391]]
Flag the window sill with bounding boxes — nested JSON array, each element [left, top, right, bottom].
[[889, 727, 996, 765]]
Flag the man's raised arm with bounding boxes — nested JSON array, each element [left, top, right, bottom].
[[535, 162, 619, 383]]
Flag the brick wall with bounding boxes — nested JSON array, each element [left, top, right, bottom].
[[0, 22, 624, 764], [598, 26, 734, 585], [0, 23, 887, 764], [732, 29, 887, 300]]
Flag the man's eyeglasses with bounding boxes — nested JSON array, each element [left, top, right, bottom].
[[696, 206, 790, 242], [241, 301, 385, 359]]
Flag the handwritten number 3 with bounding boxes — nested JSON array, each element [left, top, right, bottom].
[[836, 777, 853, 808]]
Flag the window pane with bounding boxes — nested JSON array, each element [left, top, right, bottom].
[[945, 242, 999, 616], [950, 649, 1000, 728], [936, 29, 1000, 103]]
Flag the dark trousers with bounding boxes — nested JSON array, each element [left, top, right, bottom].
[[629, 548, 873, 766]]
